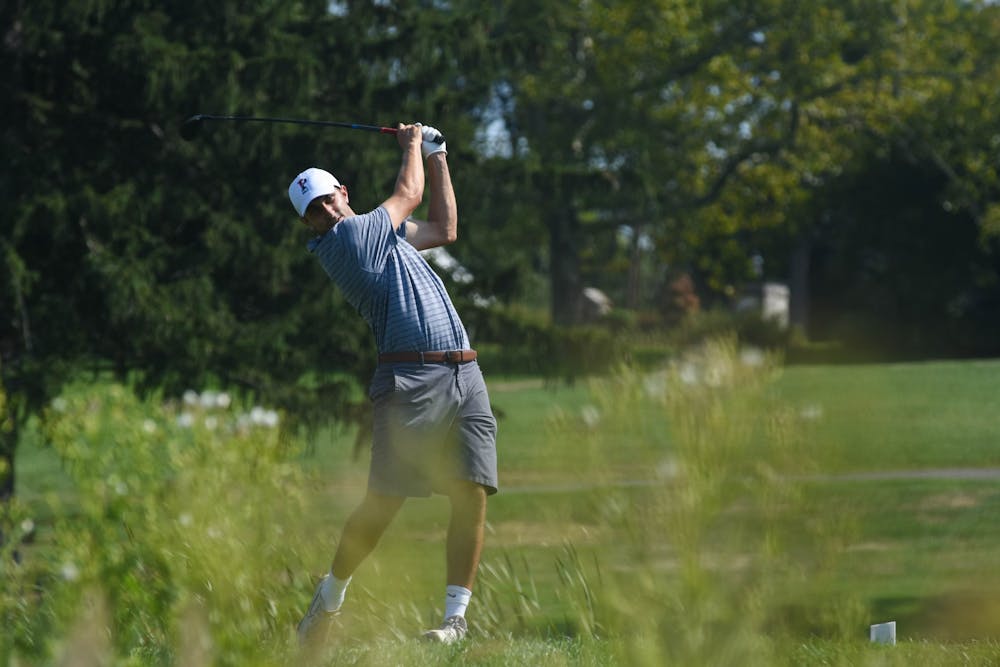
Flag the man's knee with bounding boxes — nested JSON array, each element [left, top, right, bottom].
[[448, 481, 487, 515], [449, 479, 486, 497], [350, 491, 405, 531]]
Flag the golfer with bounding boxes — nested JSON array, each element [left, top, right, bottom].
[[288, 123, 498, 646]]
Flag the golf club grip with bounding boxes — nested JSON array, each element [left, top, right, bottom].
[[380, 126, 446, 145]]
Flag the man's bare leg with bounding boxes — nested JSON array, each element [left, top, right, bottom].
[[423, 480, 487, 642], [445, 481, 487, 589], [298, 490, 405, 645], [331, 489, 406, 579]]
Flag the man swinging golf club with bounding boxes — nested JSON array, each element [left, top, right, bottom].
[[288, 123, 498, 646]]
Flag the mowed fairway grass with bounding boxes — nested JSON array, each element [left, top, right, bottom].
[[773, 360, 1000, 644], [13, 355, 1000, 665]]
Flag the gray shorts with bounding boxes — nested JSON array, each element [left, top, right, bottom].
[[367, 360, 498, 497]]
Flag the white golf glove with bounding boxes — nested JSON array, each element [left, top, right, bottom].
[[420, 125, 447, 160]]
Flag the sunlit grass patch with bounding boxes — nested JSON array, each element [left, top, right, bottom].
[[774, 359, 1000, 471], [314, 635, 620, 667], [787, 637, 1000, 667]]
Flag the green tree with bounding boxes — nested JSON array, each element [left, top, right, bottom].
[[471, 0, 1000, 338], [0, 0, 501, 502], [468, 0, 863, 320], [1, 2, 346, 503], [793, 1, 1000, 355]]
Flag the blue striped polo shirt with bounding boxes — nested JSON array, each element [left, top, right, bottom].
[[307, 206, 470, 353]]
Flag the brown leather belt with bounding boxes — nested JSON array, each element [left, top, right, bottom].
[[378, 349, 477, 364]]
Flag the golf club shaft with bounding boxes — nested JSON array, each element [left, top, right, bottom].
[[190, 114, 398, 135], [181, 114, 444, 144]]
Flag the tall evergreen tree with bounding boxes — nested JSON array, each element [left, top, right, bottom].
[[0, 0, 498, 500]]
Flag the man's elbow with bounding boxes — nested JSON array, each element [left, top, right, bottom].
[[444, 207, 458, 243], [406, 190, 424, 211], [396, 182, 423, 208]]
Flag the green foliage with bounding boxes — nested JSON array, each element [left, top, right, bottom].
[[0, 363, 11, 492], [805, 151, 1000, 359], [663, 308, 791, 353], [4, 0, 1000, 444], [4, 383, 313, 664], [571, 339, 862, 663], [466, 305, 624, 380], [8, 359, 1000, 663], [0, 0, 503, 428], [475, 0, 1000, 353]]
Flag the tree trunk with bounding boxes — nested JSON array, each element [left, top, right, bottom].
[[0, 429, 13, 504], [0, 418, 15, 560], [0, 371, 13, 506], [549, 201, 582, 325], [790, 234, 811, 336], [626, 222, 644, 309]]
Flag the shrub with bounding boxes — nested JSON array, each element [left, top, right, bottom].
[[465, 305, 624, 380], [669, 308, 791, 352], [5, 383, 314, 665], [554, 337, 861, 663]]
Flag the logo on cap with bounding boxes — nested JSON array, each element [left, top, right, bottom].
[[298, 178, 309, 194]]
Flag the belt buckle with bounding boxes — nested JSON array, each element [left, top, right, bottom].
[[444, 350, 457, 363]]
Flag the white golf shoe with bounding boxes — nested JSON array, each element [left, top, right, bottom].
[[422, 615, 468, 643], [297, 575, 339, 647]]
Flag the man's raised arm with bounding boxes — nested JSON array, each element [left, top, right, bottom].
[[381, 123, 425, 230], [405, 126, 457, 251]]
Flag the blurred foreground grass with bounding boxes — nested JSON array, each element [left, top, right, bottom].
[[5, 344, 1000, 664]]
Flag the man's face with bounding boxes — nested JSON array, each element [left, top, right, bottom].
[[301, 186, 346, 233]]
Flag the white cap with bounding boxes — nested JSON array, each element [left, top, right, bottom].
[[288, 167, 341, 217]]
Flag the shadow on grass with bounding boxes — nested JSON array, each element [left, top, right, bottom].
[[876, 590, 1000, 641], [767, 589, 1000, 643]]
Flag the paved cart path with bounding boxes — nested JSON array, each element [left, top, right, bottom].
[[502, 467, 1000, 495]]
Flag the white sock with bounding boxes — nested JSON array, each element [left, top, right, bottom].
[[444, 585, 472, 619], [320, 573, 351, 612]]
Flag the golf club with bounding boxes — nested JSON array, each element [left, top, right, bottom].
[[180, 114, 444, 143]]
